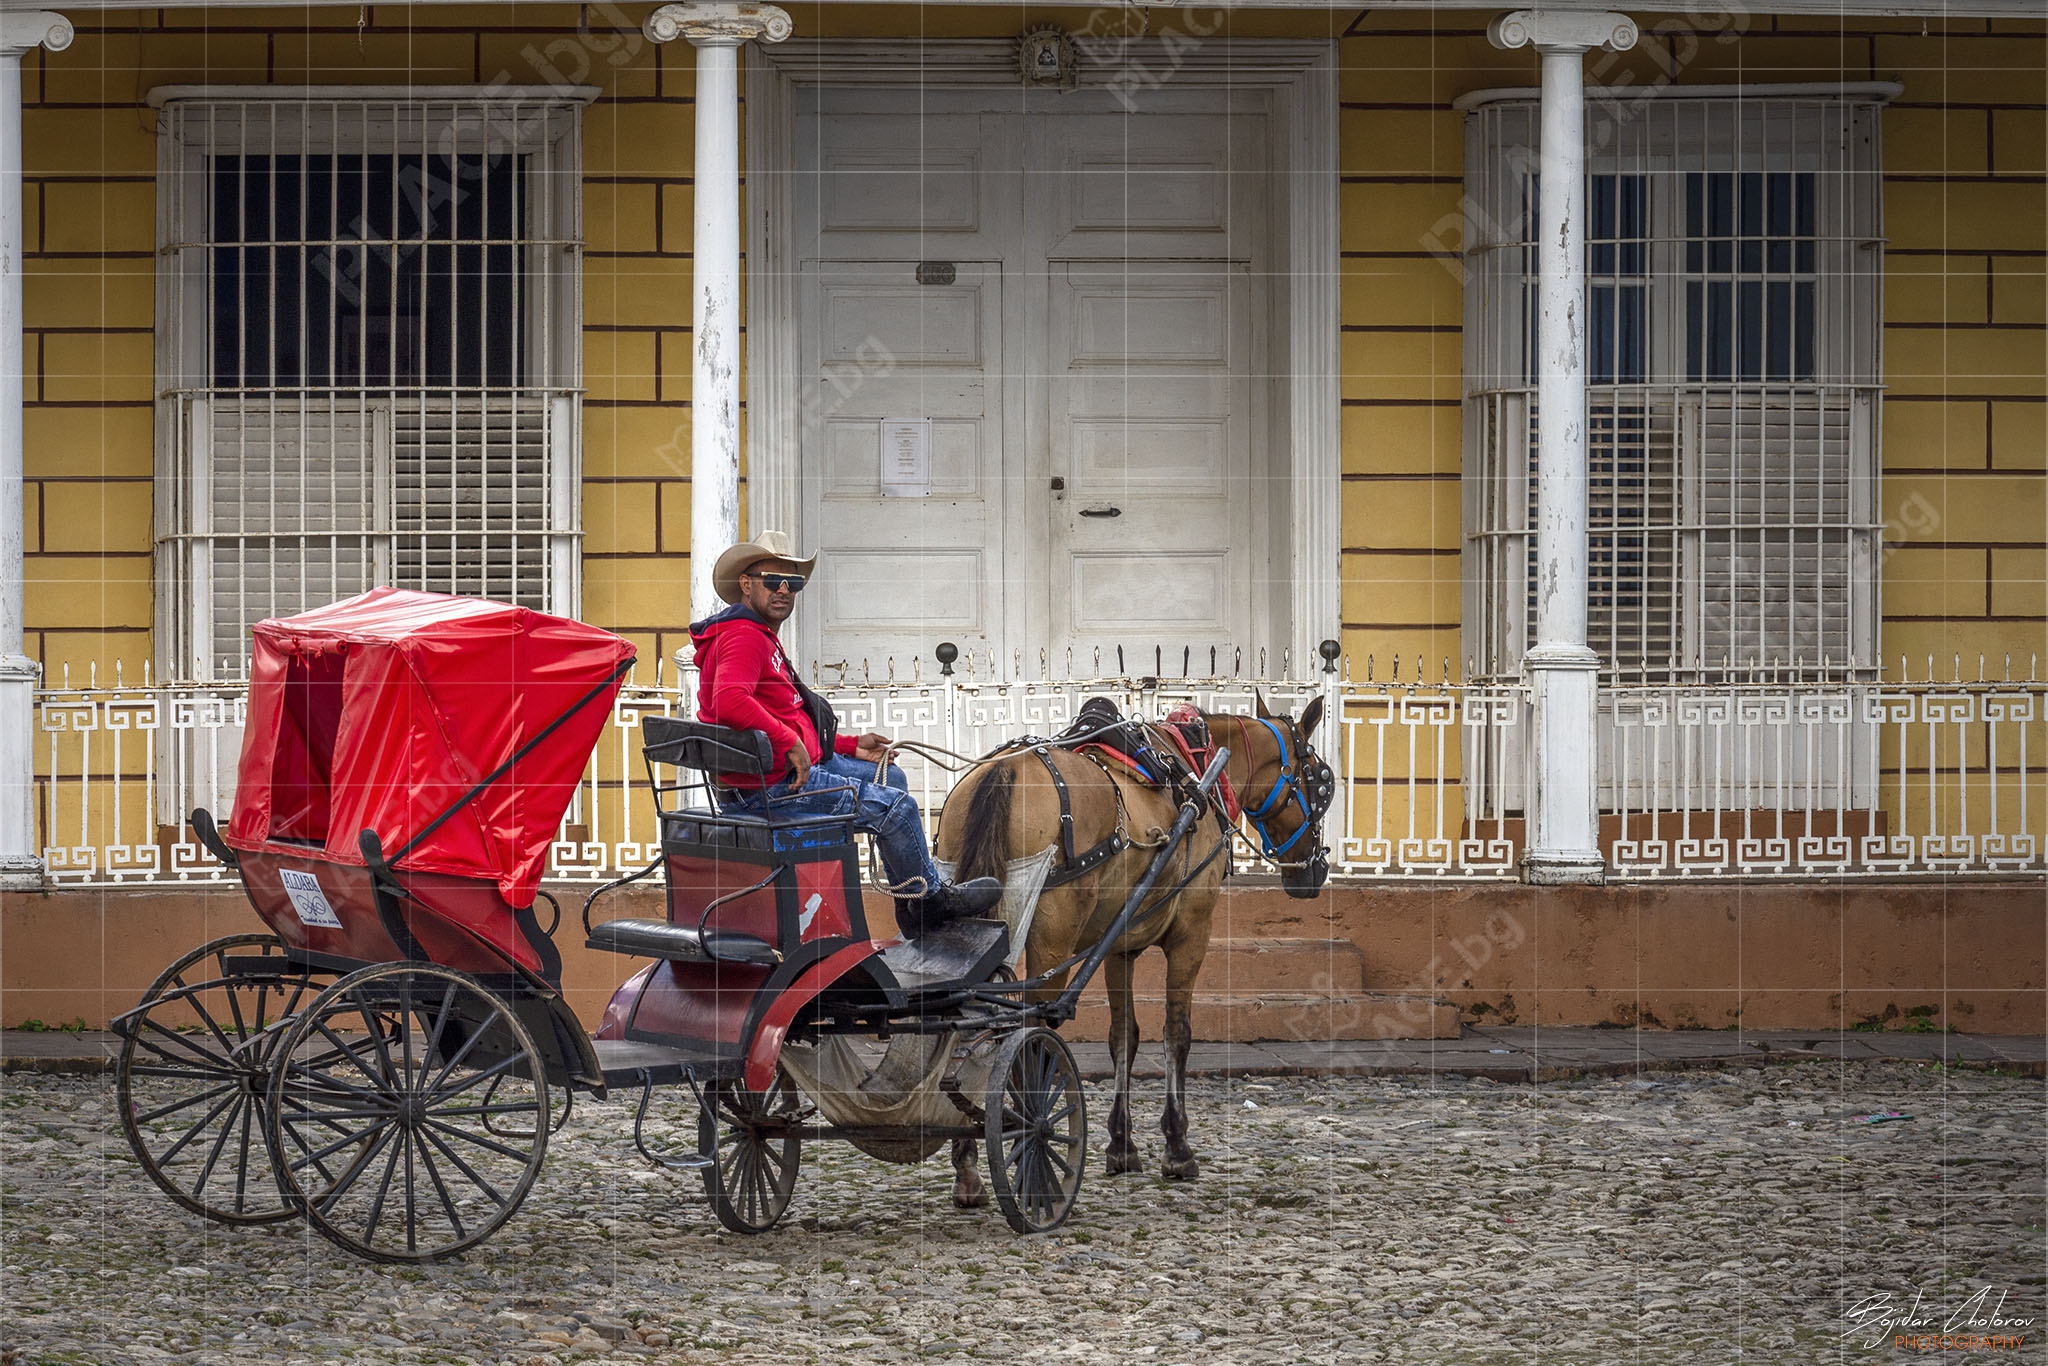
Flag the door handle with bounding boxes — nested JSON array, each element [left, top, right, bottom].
[[1079, 506, 1122, 518]]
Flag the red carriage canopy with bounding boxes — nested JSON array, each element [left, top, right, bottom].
[[225, 588, 636, 908]]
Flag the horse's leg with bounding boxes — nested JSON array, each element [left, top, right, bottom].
[[1103, 952, 1143, 1176], [1159, 910, 1214, 1181], [951, 1138, 987, 1208]]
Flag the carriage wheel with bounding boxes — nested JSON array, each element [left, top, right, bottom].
[[984, 1027, 1087, 1235], [115, 933, 333, 1225], [265, 963, 549, 1262], [699, 1076, 801, 1234]]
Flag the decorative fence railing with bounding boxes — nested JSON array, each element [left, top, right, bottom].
[[27, 658, 2048, 886]]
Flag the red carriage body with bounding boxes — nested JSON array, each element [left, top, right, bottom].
[[220, 587, 635, 981]]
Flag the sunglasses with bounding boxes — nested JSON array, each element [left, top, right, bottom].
[[748, 572, 807, 593]]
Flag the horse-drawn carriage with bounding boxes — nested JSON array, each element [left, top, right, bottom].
[[113, 589, 1325, 1263]]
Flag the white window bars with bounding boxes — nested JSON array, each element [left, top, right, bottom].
[[1462, 94, 1885, 687], [30, 662, 2046, 886], [152, 92, 589, 686]]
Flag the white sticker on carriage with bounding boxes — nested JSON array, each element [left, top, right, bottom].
[[279, 870, 343, 929]]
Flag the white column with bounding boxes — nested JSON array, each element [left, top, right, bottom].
[[1488, 9, 1635, 886], [644, 2, 790, 623], [0, 12, 71, 887]]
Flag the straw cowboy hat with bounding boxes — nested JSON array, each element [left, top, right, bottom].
[[712, 530, 819, 604]]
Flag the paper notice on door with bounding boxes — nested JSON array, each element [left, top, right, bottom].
[[279, 868, 343, 929], [879, 419, 931, 498]]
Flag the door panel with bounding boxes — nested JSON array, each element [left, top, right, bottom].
[[799, 261, 1004, 675], [1048, 262, 1253, 669]]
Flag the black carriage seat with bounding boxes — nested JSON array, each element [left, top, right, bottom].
[[584, 916, 778, 967], [639, 714, 855, 850]]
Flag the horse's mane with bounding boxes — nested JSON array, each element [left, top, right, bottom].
[[951, 764, 1016, 884]]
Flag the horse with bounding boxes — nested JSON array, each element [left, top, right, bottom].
[[934, 693, 1333, 1203]]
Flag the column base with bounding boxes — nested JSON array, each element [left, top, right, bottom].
[[0, 852, 45, 890], [1521, 848, 1606, 885]]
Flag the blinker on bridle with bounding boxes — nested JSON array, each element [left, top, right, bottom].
[[1237, 715, 1335, 865]]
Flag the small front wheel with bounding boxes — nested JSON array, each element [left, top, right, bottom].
[[984, 1027, 1086, 1234], [699, 1076, 801, 1234]]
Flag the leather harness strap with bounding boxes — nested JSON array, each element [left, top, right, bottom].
[[1031, 744, 1128, 889]]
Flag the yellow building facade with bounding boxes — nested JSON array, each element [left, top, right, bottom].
[[13, 2, 2048, 872]]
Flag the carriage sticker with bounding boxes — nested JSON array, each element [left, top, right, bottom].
[[278, 869, 343, 929]]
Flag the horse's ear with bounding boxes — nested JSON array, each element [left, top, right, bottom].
[[1300, 695, 1324, 740], [1254, 689, 1272, 719]]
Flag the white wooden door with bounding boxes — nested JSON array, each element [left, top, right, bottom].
[[797, 261, 1007, 677], [1046, 261, 1253, 677], [792, 88, 1269, 680]]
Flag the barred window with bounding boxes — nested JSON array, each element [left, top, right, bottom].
[[153, 92, 588, 681], [1463, 94, 1884, 684]]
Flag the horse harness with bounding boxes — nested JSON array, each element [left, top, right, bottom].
[[1224, 714, 1337, 863], [1025, 743, 1133, 889], [1019, 699, 1331, 889]]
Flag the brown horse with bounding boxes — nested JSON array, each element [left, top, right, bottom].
[[935, 694, 1332, 1200]]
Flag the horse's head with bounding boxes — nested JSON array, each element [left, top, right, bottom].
[[1228, 692, 1334, 899]]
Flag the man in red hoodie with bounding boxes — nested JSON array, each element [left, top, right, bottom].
[[689, 531, 1001, 933]]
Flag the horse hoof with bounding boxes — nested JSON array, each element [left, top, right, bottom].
[[1161, 1156, 1201, 1182], [1105, 1148, 1144, 1176], [953, 1184, 989, 1210]]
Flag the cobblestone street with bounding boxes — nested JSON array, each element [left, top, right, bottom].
[[3, 1058, 2044, 1364]]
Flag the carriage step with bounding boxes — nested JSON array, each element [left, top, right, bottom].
[[591, 1038, 738, 1088]]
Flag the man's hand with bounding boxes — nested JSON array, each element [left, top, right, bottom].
[[851, 732, 894, 764], [784, 742, 812, 791]]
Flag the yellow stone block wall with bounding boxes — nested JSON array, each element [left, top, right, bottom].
[[1875, 24, 2048, 685], [23, 5, 691, 688], [16, 5, 2047, 856]]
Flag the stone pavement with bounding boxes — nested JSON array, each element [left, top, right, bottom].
[[7, 1023, 2045, 1081], [3, 1056, 2044, 1364]]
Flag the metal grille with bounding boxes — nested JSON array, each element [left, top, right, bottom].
[[1464, 95, 1884, 685], [155, 96, 585, 680]]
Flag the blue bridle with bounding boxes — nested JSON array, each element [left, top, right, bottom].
[[1239, 716, 1334, 861]]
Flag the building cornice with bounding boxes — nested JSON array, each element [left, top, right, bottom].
[[7, 0, 2048, 17]]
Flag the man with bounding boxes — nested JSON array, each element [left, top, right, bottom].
[[689, 530, 1001, 933]]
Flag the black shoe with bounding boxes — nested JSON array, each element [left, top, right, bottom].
[[916, 876, 1003, 930], [894, 896, 923, 939]]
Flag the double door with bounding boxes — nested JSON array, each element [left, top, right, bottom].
[[793, 87, 1271, 680]]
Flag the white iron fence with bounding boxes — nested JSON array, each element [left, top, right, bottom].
[[29, 658, 2048, 886]]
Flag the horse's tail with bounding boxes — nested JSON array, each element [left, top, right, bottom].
[[952, 762, 1017, 884]]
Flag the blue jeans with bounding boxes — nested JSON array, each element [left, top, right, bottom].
[[722, 752, 940, 895]]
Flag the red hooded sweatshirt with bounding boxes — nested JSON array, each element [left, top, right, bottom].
[[689, 605, 856, 788]]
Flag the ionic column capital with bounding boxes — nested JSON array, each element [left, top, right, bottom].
[[1488, 10, 1637, 54], [0, 11, 72, 60], [643, 2, 791, 48]]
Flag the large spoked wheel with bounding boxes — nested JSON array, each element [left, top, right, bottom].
[[265, 963, 550, 1263], [115, 933, 333, 1225], [699, 1075, 801, 1234], [984, 1027, 1087, 1235]]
